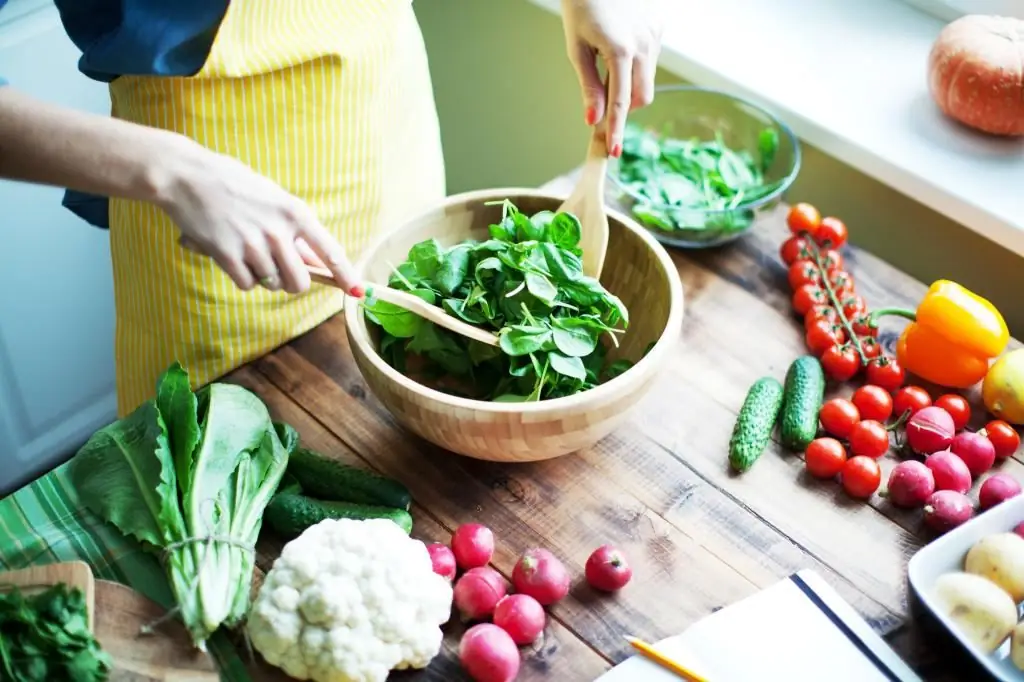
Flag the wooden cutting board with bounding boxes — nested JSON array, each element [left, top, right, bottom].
[[0, 560, 97, 630]]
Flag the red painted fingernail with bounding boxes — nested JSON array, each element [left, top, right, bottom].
[[585, 106, 598, 126], [348, 285, 365, 298], [611, 143, 622, 158]]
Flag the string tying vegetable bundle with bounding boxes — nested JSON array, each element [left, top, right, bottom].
[[69, 363, 296, 650], [363, 200, 632, 402]]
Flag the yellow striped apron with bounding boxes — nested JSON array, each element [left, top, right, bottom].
[[108, 0, 445, 417]]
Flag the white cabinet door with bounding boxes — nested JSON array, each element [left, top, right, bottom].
[[0, 0, 116, 495]]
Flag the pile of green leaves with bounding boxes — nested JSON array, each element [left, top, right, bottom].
[[69, 363, 297, 651], [0, 583, 112, 681], [616, 122, 784, 237], [363, 200, 632, 402]]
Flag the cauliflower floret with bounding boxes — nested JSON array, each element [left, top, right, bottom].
[[248, 518, 453, 682]]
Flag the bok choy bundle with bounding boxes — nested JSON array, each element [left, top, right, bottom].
[[69, 362, 296, 650]]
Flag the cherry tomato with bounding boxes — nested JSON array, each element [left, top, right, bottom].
[[815, 216, 849, 249], [840, 456, 882, 499], [821, 249, 843, 273], [780, 236, 810, 265], [850, 313, 877, 338], [821, 344, 860, 381], [805, 438, 848, 479], [848, 420, 890, 459], [829, 271, 855, 297], [851, 385, 893, 422], [934, 394, 971, 431], [806, 320, 846, 356], [865, 357, 905, 392], [841, 294, 866, 318], [788, 260, 823, 289], [787, 203, 821, 236], [819, 398, 860, 440], [859, 336, 882, 361], [792, 284, 828, 316], [982, 420, 1021, 459], [804, 305, 839, 331], [893, 386, 932, 418]]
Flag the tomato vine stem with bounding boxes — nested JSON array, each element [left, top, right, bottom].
[[802, 237, 870, 366]]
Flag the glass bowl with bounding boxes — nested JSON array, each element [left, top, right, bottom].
[[607, 85, 801, 249]]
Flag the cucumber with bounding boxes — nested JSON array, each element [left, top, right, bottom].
[[263, 491, 414, 539], [779, 355, 826, 452], [728, 377, 785, 472], [285, 447, 412, 510]]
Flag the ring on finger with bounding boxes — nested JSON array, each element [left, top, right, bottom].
[[258, 273, 281, 289]]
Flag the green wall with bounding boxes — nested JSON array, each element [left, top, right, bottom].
[[414, 0, 1024, 336]]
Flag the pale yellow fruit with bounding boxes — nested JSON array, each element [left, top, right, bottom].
[[964, 533, 1024, 602], [983, 349, 1024, 425], [932, 572, 1017, 653]]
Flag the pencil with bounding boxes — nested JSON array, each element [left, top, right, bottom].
[[624, 636, 710, 682]]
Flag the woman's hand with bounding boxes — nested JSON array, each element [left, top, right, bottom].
[[559, 0, 665, 156], [164, 144, 364, 296]]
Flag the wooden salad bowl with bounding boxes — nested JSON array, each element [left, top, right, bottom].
[[343, 189, 685, 462]]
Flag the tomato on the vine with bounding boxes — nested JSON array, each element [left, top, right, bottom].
[[829, 271, 855, 297], [806, 320, 846, 356], [841, 456, 882, 499], [805, 438, 848, 479], [848, 419, 889, 459], [820, 249, 843, 273], [893, 386, 932, 418], [815, 216, 849, 249], [804, 305, 838, 330], [982, 420, 1021, 459], [865, 357, 905, 392], [780, 236, 810, 266], [821, 344, 860, 381], [787, 203, 821, 236], [793, 284, 828, 316], [934, 394, 971, 431], [850, 313, 877, 338], [788, 260, 823, 289], [851, 385, 893, 422], [859, 337, 882, 361], [841, 295, 866, 318], [819, 398, 860, 439]]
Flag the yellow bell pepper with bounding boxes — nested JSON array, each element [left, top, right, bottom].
[[869, 280, 1008, 389]]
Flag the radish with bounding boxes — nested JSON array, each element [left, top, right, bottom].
[[459, 623, 521, 682], [885, 460, 935, 509], [950, 431, 996, 479], [451, 523, 495, 570], [512, 548, 571, 606], [923, 490, 975, 533], [493, 594, 546, 645], [426, 542, 457, 582], [979, 473, 1023, 511], [454, 567, 508, 621], [906, 407, 955, 455], [585, 545, 633, 592], [925, 450, 972, 494], [1014, 522, 1024, 540]]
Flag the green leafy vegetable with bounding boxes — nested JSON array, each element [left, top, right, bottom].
[[363, 200, 632, 401], [616, 122, 785, 238], [0, 583, 112, 681], [68, 362, 297, 650]]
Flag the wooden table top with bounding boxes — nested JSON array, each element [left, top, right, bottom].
[[229, 172, 1024, 682]]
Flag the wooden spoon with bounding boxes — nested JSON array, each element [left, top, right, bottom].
[[557, 121, 610, 279], [306, 265, 500, 347]]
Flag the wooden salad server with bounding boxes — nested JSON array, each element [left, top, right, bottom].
[[557, 119, 611, 279], [306, 265, 500, 347]]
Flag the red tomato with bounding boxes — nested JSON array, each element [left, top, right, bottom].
[[821, 344, 860, 381], [805, 438, 848, 479], [983, 420, 1021, 459], [848, 420, 890, 458], [840, 456, 882, 499], [780, 236, 810, 266], [792, 284, 828, 316], [788, 260, 823, 289], [850, 313, 877, 338], [804, 305, 839, 331], [859, 337, 882, 361], [829, 271, 855, 297], [865, 357, 906, 392], [852, 386, 893, 422], [787, 203, 821, 236], [841, 295, 866, 318], [819, 399, 861, 440], [934, 394, 971, 431], [821, 249, 843, 273], [893, 386, 932, 418], [806, 321, 846, 356], [815, 216, 849, 248]]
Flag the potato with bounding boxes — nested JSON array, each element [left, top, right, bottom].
[[964, 532, 1024, 603], [932, 572, 1017, 653], [1013, 622, 1024, 671]]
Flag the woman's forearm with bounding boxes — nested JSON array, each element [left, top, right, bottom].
[[0, 86, 192, 205]]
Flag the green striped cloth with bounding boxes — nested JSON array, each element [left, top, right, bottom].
[[0, 461, 251, 681]]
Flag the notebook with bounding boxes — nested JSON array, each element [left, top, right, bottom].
[[597, 569, 923, 682]]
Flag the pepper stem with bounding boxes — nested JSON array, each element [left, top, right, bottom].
[[867, 307, 917, 329]]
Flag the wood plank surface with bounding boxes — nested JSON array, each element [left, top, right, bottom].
[[221, 170, 1022, 681]]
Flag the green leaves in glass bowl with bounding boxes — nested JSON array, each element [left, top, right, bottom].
[[362, 200, 633, 403]]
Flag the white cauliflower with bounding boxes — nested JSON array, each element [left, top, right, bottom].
[[247, 518, 454, 682]]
